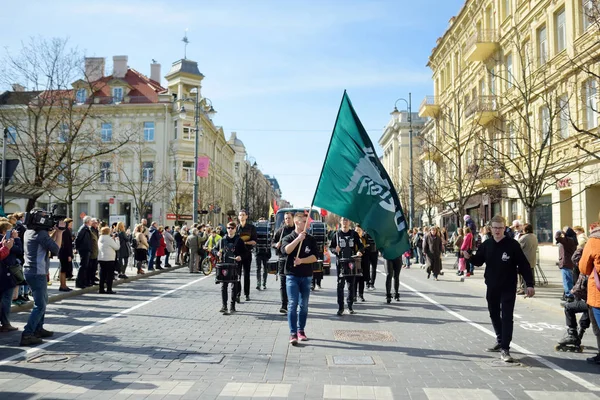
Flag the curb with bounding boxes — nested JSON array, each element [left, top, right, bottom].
[[10, 264, 187, 313]]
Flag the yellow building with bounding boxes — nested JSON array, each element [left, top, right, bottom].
[[419, 0, 600, 258]]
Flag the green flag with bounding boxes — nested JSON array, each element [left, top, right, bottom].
[[312, 91, 410, 260]]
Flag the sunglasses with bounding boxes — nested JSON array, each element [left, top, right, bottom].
[[227, 227, 236, 230]]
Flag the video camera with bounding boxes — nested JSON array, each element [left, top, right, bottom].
[[24, 206, 67, 231]]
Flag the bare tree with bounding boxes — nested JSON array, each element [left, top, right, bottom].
[[0, 37, 130, 212], [413, 158, 441, 227], [166, 144, 194, 219], [479, 31, 587, 223]]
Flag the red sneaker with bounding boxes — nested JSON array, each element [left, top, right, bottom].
[[289, 334, 298, 345], [298, 331, 308, 341], [466, 273, 471, 277]]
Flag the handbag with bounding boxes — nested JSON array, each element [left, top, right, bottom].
[[8, 264, 25, 285]]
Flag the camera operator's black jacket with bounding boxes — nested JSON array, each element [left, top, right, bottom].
[[75, 225, 92, 254]]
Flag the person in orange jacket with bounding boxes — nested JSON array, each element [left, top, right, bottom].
[[579, 219, 600, 365]]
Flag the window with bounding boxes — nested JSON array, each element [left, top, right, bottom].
[[479, 78, 486, 96], [505, 53, 513, 88], [142, 161, 154, 183], [509, 124, 517, 158], [583, 0, 593, 32], [59, 123, 69, 143], [143, 122, 155, 141], [493, 131, 501, 159], [502, 0, 511, 20], [533, 195, 553, 243], [99, 161, 111, 183], [76, 88, 87, 104], [541, 106, 550, 142], [555, 8, 566, 53], [538, 25, 548, 65], [112, 87, 123, 103], [101, 123, 112, 142], [235, 162, 239, 174], [586, 79, 598, 129], [523, 39, 532, 77], [489, 68, 496, 95], [173, 120, 178, 140], [559, 95, 569, 139], [182, 127, 195, 141], [183, 161, 194, 182], [6, 126, 17, 144]]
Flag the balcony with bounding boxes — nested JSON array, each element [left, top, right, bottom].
[[465, 96, 499, 126], [465, 29, 499, 62], [418, 96, 440, 118], [479, 169, 503, 187]]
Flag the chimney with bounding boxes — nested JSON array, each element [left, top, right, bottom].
[[11, 83, 25, 92], [150, 62, 161, 83], [113, 55, 128, 78], [84, 57, 105, 82]]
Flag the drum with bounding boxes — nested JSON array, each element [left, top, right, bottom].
[[256, 222, 271, 252], [312, 259, 323, 273], [267, 260, 279, 275], [338, 257, 362, 277], [215, 263, 238, 283], [309, 222, 327, 245]]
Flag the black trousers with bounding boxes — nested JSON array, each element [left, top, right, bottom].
[[165, 250, 170, 266], [221, 280, 238, 306], [118, 257, 128, 274], [88, 258, 98, 285], [279, 274, 288, 309], [240, 256, 252, 297], [368, 251, 378, 286], [385, 257, 401, 298], [486, 287, 517, 350], [337, 265, 356, 310], [357, 257, 370, 297], [99, 260, 115, 292], [565, 299, 590, 330], [256, 255, 269, 286], [77, 252, 90, 288]]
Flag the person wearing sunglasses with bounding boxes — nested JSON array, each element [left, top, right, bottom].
[[217, 223, 245, 315]]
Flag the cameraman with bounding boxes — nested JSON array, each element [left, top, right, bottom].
[[20, 215, 62, 346]]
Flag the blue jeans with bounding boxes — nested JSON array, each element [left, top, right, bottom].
[[286, 275, 312, 335], [148, 247, 157, 270], [0, 288, 14, 326], [23, 274, 48, 336], [561, 268, 574, 297]]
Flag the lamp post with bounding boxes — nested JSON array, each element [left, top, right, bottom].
[[244, 155, 256, 214], [1, 128, 7, 211], [178, 91, 216, 224], [392, 93, 414, 228]]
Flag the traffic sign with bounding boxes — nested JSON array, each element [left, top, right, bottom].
[[109, 198, 115, 204]]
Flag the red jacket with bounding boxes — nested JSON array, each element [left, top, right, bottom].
[[0, 245, 10, 260], [157, 235, 167, 257]]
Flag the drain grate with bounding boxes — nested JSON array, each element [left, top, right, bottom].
[[180, 353, 224, 364], [28, 353, 76, 363], [333, 330, 395, 342]]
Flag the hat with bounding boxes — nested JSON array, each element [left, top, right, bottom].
[[64, 218, 73, 224], [463, 215, 470, 221]]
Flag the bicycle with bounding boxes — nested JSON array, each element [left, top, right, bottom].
[[201, 249, 218, 275]]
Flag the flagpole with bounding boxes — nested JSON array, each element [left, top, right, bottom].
[[295, 91, 348, 259]]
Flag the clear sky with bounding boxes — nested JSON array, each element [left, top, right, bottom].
[[0, 0, 465, 208]]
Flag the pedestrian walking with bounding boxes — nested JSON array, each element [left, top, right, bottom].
[[273, 212, 295, 314], [464, 215, 534, 363], [237, 210, 257, 302], [424, 226, 443, 280], [556, 227, 577, 301], [385, 256, 401, 303]]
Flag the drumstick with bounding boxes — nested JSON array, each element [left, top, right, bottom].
[[294, 208, 312, 260]]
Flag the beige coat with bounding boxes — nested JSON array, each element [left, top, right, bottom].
[[518, 233, 538, 269]]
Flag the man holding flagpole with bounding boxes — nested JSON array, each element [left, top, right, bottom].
[[281, 212, 318, 345], [330, 217, 363, 315]]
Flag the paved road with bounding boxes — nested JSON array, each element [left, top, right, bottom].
[[0, 257, 598, 399]]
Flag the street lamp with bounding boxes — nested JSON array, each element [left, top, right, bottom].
[[392, 93, 414, 229], [177, 91, 215, 224], [244, 155, 256, 214]]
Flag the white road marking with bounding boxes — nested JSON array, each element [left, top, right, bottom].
[[514, 313, 523, 319], [393, 276, 599, 392], [0, 274, 212, 366]]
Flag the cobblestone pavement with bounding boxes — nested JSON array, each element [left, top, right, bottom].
[[0, 256, 598, 399]]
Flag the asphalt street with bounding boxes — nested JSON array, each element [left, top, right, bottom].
[[0, 257, 598, 400]]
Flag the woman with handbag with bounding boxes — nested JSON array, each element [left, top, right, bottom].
[[0, 221, 19, 332]]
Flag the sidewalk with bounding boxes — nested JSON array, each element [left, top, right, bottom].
[[10, 255, 182, 313]]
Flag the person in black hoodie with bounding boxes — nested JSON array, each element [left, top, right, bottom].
[[464, 214, 534, 363], [237, 210, 257, 302], [217, 222, 245, 315], [273, 212, 295, 314], [329, 217, 364, 316], [555, 227, 578, 301]]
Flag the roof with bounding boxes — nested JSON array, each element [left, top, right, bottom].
[[0, 90, 42, 105], [227, 132, 245, 149], [89, 68, 167, 103], [165, 59, 204, 79]]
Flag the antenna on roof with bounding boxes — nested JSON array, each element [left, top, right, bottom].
[[152, 59, 157, 64], [182, 29, 189, 59]]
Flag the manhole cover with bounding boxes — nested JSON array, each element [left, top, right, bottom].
[[333, 330, 395, 342], [28, 354, 75, 363], [180, 353, 224, 364], [332, 356, 374, 365]]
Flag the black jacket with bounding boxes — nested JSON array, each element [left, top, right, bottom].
[[273, 225, 295, 257], [58, 228, 74, 260], [470, 236, 534, 290], [75, 225, 92, 254]]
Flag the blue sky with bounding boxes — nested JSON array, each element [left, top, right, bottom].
[[0, 0, 465, 208]]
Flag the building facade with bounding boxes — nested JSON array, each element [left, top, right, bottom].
[[418, 0, 600, 260], [1, 55, 236, 229]]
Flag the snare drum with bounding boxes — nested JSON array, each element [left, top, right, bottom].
[[312, 259, 324, 273], [267, 260, 278, 275], [256, 222, 271, 250], [215, 263, 238, 283], [338, 257, 362, 277]]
